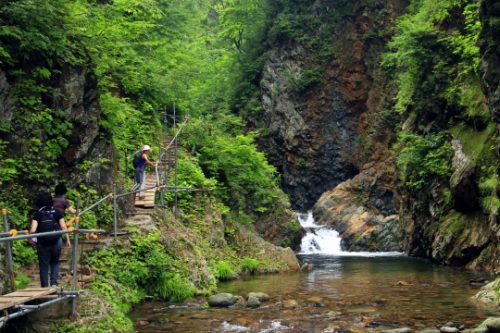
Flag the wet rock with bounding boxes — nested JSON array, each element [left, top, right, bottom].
[[395, 281, 412, 286], [440, 323, 464, 333], [246, 296, 260, 308], [247, 292, 270, 301], [235, 295, 246, 307], [472, 317, 500, 333], [279, 247, 301, 271], [136, 320, 150, 327], [307, 296, 323, 303], [282, 299, 298, 308], [313, 162, 404, 252], [469, 279, 490, 286], [208, 293, 237, 307], [326, 311, 342, 319], [367, 321, 400, 328], [418, 329, 440, 333], [472, 278, 500, 307], [380, 328, 412, 333], [301, 263, 314, 272]]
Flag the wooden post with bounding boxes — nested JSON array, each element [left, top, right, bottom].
[[2, 209, 15, 291]]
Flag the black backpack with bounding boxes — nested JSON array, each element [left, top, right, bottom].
[[132, 155, 142, 168], [36, 208, 61, 245]]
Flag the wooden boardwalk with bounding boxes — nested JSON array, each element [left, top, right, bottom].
[[0, 287, 58, 311], [134, 172, 156, 208]]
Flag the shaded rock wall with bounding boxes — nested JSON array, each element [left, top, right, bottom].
[[0, 64, 114, 196], [479, 0, 500, 124], [260, 0, 407, 210], [260, 0, 498, 271]]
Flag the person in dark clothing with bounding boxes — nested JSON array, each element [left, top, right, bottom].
[[53, 183, 77, 216], [30, 193, 71, 287], [135, 145, 156, 199]]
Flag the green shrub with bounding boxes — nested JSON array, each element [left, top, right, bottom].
[[151, 273, 193, 302], [396, 132, 453, 190], [214, 260, 236, 281], [479, 169, 500, 215], [242, 257, 261, 274], [12, 241, 37, 267], [15, 272, 31, 289]]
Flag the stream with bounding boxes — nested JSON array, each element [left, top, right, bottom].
[[130, 212, 497, 333]]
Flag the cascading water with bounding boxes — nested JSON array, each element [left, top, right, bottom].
[[297, 211, 404, 256]]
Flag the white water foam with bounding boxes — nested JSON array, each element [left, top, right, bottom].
[[259, 320, 290, 333], [220, 321, 250, 332], [297, 211, 404, 257]]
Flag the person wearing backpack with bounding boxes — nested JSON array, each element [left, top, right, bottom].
[[53, 183, 77, 216], [29, 192, 71, 287], [134, 145, 156, 199]]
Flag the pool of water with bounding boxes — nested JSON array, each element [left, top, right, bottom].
[[130, 255, 497, 333]]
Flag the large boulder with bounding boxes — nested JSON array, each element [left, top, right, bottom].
[[313, 161, 403, 251], [208, 293, 237, 307]]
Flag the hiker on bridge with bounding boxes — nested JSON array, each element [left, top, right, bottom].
[[53, 183, 77, 216], [29, 193, 71, 287], [134, 145, 157, 199]]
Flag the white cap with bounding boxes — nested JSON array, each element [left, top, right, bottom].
[[142, 145, 151, 151]]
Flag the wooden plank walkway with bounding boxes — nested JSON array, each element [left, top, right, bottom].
[[134, 172, 156, 208], [0, 287, 58, 311]]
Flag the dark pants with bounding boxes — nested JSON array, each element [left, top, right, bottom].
[[36, 238, 62, 287], [135, 167, 145, 185]]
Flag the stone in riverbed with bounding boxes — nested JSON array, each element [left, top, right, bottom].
[[208, 293, 237, 307], [380, 328, 412, 333], [472, 317, 500, 333], [247, 292, 270, 301], [440, 322, 464, 333], [282, 299, 298, 308], [440, 327, 459, 333], [246, 296, 260, 308], [418, 329, 440, 333]]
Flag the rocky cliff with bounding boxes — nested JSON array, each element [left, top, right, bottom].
[[260, 0, 407, 211], [260, 0, 499, 271]]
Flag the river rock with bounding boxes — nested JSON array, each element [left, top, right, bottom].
[[380, 328, 412, 333], [418, 329, 440, 333], [472, 317, 500, 333], [235, 295, 246, 307], [326, 311, 342, 319], [247, 292, 270, 301], [282, 299, 298, 308], [208, 293, 237, 307], [440, 327, 459, 333], [472, 278, 500, 307], [246, 296, 260, 308], [301, 263, 314, 272]]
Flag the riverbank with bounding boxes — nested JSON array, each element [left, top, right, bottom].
[[4, 207, 300, 333]]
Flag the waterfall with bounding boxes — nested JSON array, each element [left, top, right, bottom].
[[297, 211, 404, 257]]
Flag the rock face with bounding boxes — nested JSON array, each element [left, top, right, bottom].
[[260, 0, 407, 210], [473, 278, 500, 307], [313, 161, 403, 251], [0, 64, 114, 196], [479, 0, 500, 124]]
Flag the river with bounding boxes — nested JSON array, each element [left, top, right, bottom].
[[130, 212, 497, 333]]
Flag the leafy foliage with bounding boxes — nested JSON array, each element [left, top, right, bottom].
[[396, 132, 453, 190], [214, 260, 236, 281], [382, 0, 486, 122], [182, 114, 289, 222]]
